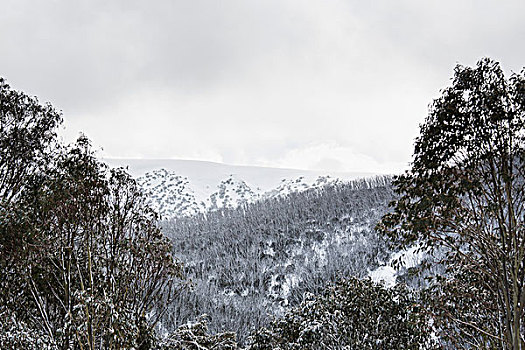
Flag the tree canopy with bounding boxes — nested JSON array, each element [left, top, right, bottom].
[[247, 277, 434, 350], [0, 78, 183, 349], [378, 58, 525, 348]]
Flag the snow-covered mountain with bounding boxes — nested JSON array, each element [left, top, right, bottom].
[[103, 158, 375, 219], [104, 158, 397, 343]]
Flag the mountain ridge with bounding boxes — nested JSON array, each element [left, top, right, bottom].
[[102, 158, 382, 219]]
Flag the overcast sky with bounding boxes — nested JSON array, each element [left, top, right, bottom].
[[2, 0, 524, 173]]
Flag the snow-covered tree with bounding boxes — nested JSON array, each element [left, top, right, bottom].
[[161, 179, 394, 344], [0, 78, 183, 349], [156, 315, 237, 350], [247, 277, 434, 349]]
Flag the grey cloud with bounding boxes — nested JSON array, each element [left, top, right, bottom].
[[1, 0, 318, 114], [1, 0, 524, 172], [350, 0, 525, 74]]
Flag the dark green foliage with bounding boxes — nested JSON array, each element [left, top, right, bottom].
[[378, 58, 525, 348], [161, 177, 394, 344], [0, 77, 63, 316], [0, 77, 62, 204], [0, 78, 183, 349], [248, 277, 435, 350], [26, 139, 183, 348], [422, 265, 501, 349], [0, 309, 55, 350]]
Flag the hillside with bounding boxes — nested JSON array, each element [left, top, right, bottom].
[[159, 176, 395, 344], [103, 159, 399, 344], [103, 158, 377, 218]]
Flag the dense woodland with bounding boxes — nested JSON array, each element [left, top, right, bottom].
[[161, 176, 394, 343], [2, 58, 525, 349]]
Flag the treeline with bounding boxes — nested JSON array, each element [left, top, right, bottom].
[[160, 176, 395, 344]]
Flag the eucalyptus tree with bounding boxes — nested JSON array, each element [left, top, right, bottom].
[[379, 58, 525, 348], [0, 78, 183, 349], [0, 77, 63, 338], [27, 137, 183, 349]]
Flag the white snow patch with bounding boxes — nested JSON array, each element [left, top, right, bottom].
[[369, 245, 425, 287], [369, 265, 397, 288]]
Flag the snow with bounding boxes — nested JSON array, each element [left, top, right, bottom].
[[102, 158, 374, 219], [368, 265, 397, 288], [369, 245, 425, 287], [104, 158, 371, 192]]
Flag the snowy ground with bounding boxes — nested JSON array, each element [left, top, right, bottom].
[[369, 245, 425, 287]]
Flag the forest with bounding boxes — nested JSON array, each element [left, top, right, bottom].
[[2, 58, 525, 349], [161, 175, 394, 344]]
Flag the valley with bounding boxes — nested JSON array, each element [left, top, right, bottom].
[[106, 159, 397, 344]]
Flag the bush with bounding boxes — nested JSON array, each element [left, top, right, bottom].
[[248, 277, 435, 350]]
